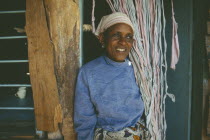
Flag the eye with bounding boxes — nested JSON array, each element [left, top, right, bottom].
[[125, 35, 134, 43], [112, 33, 120, 38], [126, 35, 133, 39]]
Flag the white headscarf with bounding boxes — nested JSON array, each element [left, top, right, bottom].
[[95, 12, 134, 36]]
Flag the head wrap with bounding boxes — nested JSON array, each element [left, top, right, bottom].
[[95, 12, 134, 36]]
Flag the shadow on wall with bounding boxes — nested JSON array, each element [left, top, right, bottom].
[[83, 0, 111, 64]]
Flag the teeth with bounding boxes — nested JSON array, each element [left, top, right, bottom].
[[116, 48, 125, 52]]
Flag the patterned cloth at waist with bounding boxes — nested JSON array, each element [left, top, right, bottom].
[[94, 118, 150, 140]]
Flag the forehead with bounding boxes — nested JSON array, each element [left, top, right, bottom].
[[105, 23, 134, 34]]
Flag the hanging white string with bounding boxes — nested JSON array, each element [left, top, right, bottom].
[[170, 0, 180, 70], [91, 0, 96, 33]]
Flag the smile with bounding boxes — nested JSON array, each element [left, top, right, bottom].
[[116, 48, 126, 52]]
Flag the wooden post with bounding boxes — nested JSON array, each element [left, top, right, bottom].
[[25, 0, 80, 139], [25, 0, 62, 132], [43, 0, 80, 139]]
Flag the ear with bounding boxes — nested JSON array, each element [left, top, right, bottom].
[[97, 33, 104, 44]]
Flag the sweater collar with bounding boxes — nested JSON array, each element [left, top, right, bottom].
[[103, 55, 131, 67]]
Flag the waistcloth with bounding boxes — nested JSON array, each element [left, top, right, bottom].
[[94, 118, 150, 140]]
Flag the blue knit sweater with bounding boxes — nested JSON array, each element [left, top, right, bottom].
[[74, 55, 144, 140]]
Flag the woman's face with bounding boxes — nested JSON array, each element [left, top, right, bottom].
[[102, 23, 134, 62]]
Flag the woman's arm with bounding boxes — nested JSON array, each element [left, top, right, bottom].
[[74, 68, 97, 140]]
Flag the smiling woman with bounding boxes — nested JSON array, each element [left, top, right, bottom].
[[74, 12, 149, 140]]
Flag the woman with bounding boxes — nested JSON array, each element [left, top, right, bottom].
[[74, 12, 148, 140]]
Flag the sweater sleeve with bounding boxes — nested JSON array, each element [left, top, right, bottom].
[[74, 68, 97, 140]]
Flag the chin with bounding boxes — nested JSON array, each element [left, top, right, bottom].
[[114, 58, 126, 62]]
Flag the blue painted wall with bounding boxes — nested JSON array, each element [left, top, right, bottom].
[[165, 0, 193, 139], [165, 0, 208, 139]]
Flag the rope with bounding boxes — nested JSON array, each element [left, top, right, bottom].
[[91, 0, 96, 33], [170, 0, 180, 70]]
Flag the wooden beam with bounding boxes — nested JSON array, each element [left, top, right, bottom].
[[43, 0, 80, 139], [25, 0, 62, 132], [26, 0, 80, 139]]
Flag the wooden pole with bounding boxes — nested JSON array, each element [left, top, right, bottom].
[[43, 0, 80, 139], [26, 0, 80, 139], [25, 0, 62, 132]]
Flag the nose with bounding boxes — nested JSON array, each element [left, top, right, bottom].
[[118, 36, 127, 45]]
